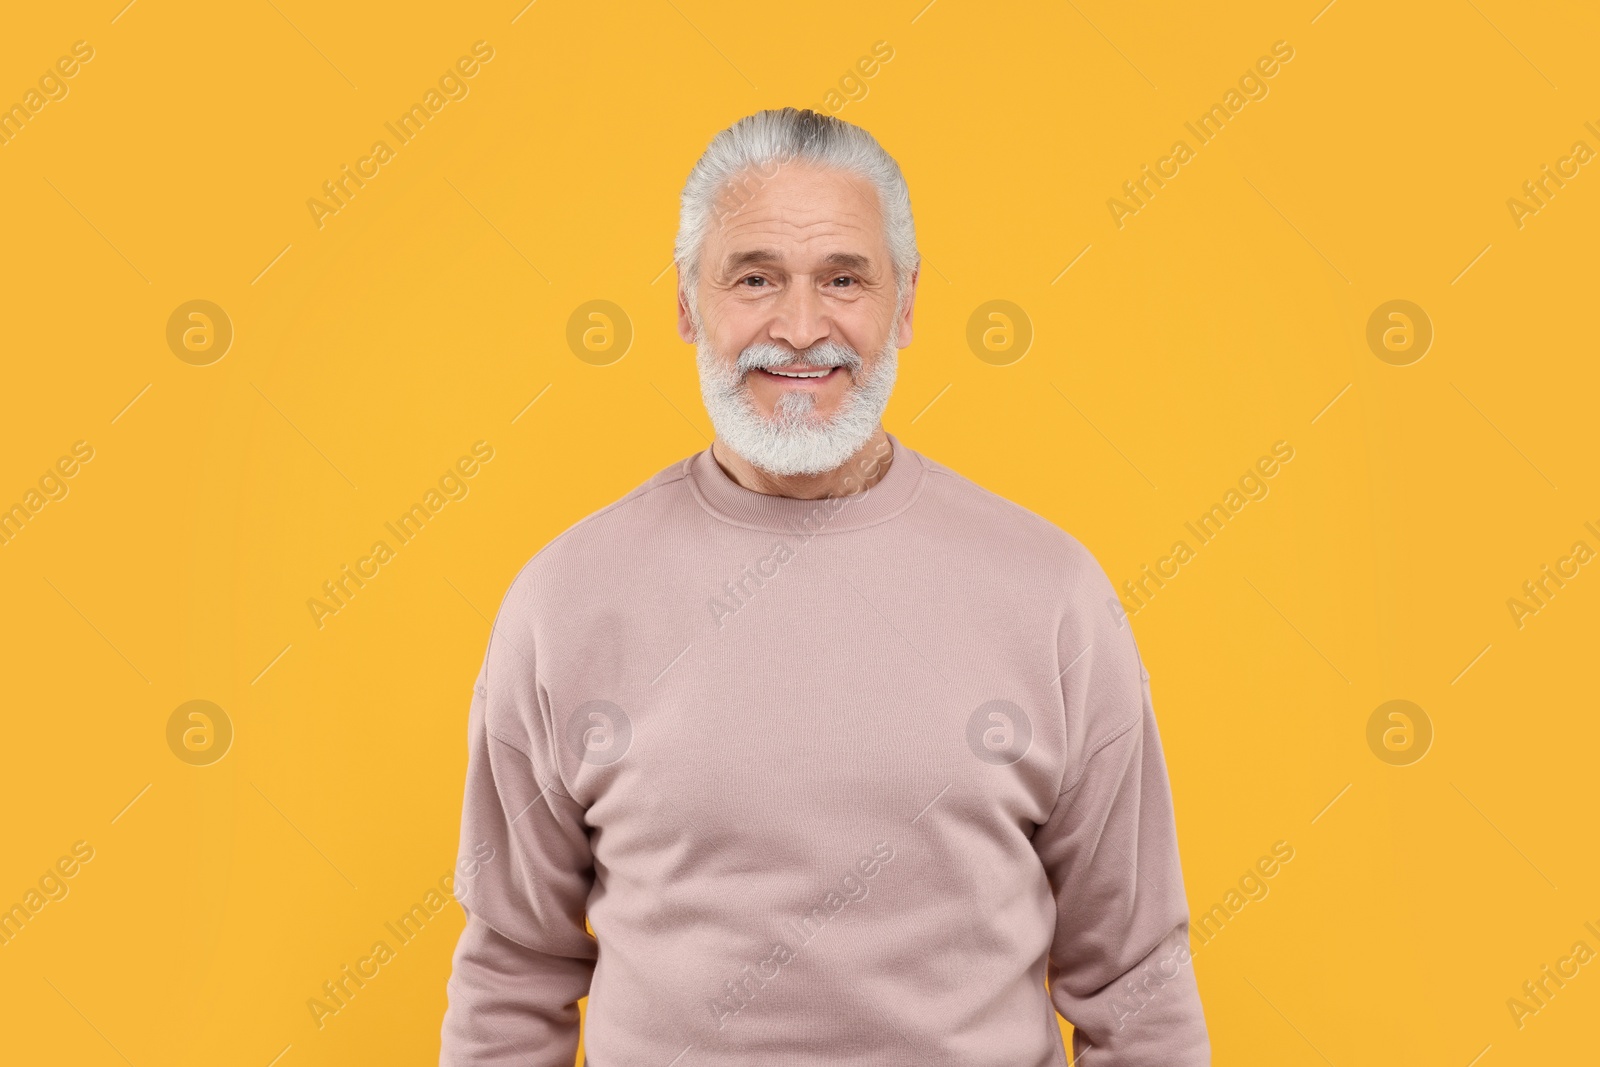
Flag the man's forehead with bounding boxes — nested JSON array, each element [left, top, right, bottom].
[[707, 163, 886, 270], [713, 167, 883, 244], [713, 160, 877, 208]]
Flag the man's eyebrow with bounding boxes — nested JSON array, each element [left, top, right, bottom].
[[718, 249, 877, 274], [720, 248, 783, 274], [820, 251, 873, 272]]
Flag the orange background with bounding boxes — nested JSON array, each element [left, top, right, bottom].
[[2, 1, 1597, 1064]]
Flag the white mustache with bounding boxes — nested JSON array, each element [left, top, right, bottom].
[[737, 341, 862, 376]]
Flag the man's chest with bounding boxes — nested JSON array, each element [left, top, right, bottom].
[[529, 550, 1075, 875]]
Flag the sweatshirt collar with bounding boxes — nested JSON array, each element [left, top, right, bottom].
[[685, 432, 926, 535]]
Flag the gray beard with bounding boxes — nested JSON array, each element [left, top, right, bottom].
[[695, 319, 899, 477]]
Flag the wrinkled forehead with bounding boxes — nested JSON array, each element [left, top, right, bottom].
[[706, 162, 887, 267]]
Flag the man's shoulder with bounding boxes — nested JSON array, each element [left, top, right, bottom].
[[915, 447, 1138, 673], [498, 451, 697, 610], [551, 452, 695, 546], [914, 448, 1111, 593]]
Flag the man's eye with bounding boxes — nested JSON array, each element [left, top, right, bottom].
[[741, 276, 768, 287], [829, 276, 855, 287]]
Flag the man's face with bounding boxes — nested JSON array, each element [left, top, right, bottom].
[[677, 162, 917, 475]]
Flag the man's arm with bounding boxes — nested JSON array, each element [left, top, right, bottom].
[[441, 625, 598, 1066], [1034, 574, 1209, 1065]]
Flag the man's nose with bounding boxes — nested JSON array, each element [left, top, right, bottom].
[[768, 279, 829, 352]]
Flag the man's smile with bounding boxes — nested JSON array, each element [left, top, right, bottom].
[[752, 365, 844, 387]]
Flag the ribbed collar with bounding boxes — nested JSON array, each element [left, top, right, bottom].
[[685, 432, 927, 535]]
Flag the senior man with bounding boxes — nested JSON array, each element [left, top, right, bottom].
[[440, 108, 1210, 1065]]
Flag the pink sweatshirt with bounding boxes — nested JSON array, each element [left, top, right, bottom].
[[440, 433, 1209, 1065]]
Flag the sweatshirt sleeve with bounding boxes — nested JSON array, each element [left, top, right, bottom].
[[440, 610, 598, 1067], [1034, 571, 1210, 1065]]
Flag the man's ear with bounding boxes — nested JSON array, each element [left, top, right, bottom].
[[895, 265, 920, 347], [676, 271, 697, 343]]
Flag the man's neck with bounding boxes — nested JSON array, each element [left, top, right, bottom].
[[710, 427, 893, 500]]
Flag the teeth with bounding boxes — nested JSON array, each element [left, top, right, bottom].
[[766, 368, 833, 378]]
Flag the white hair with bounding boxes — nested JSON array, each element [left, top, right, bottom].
[[674, 107, 919, 314]]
